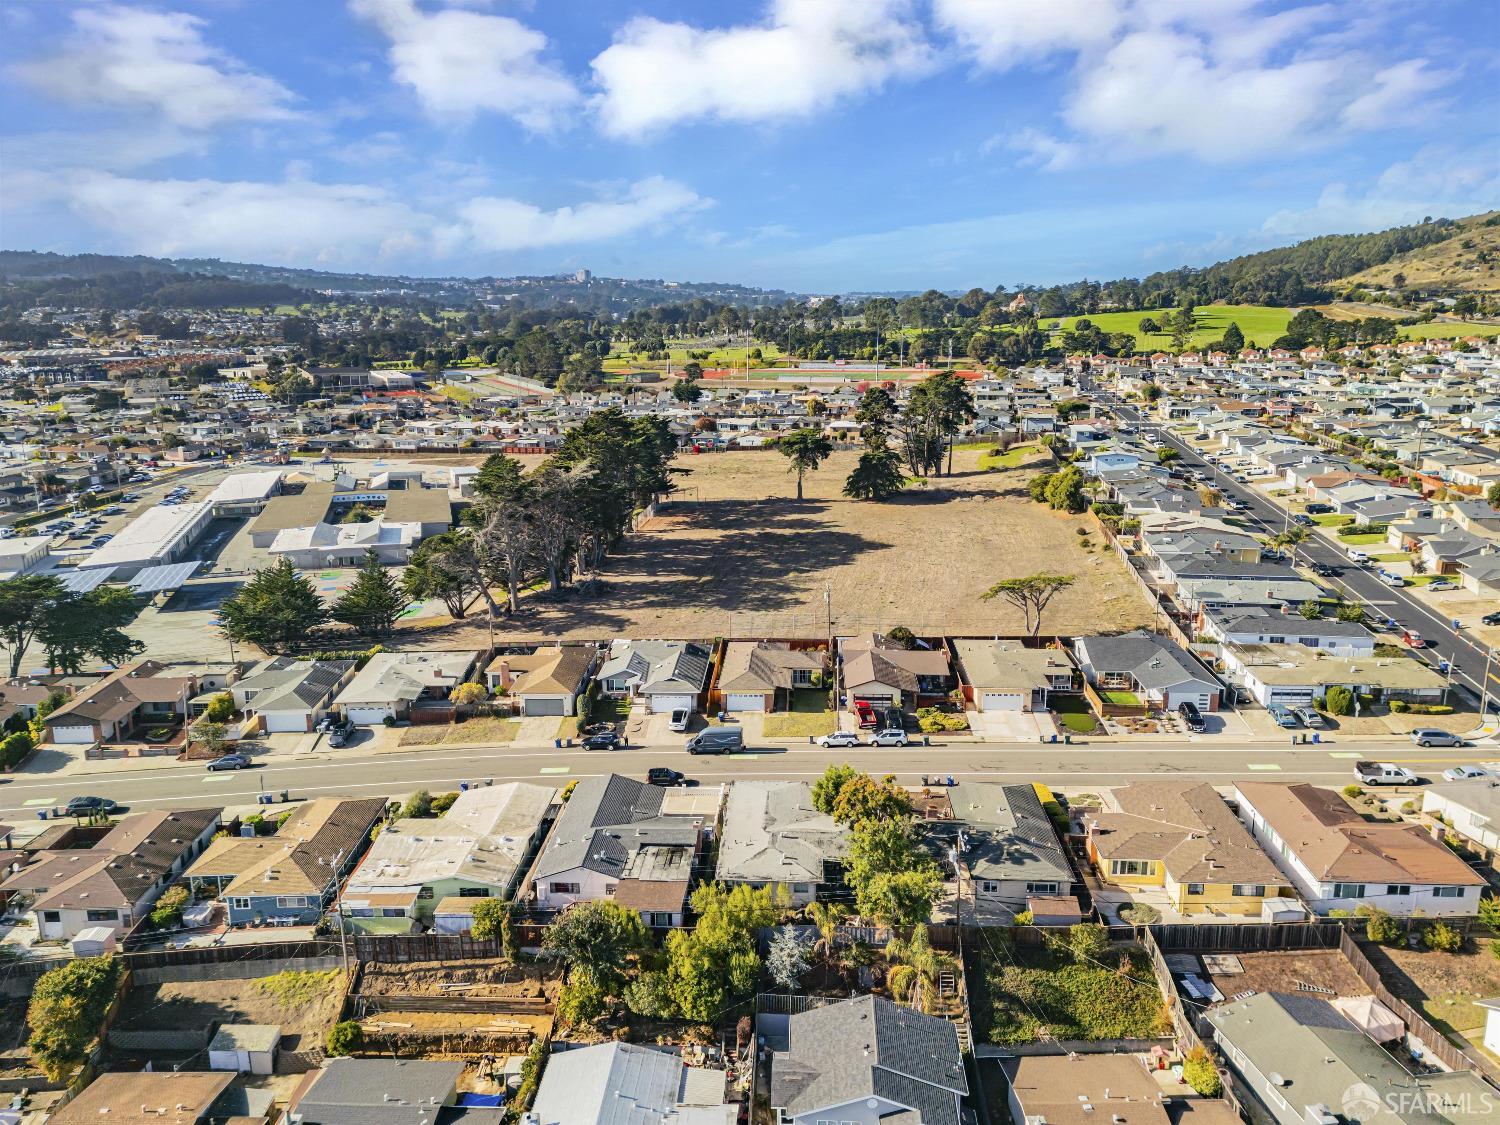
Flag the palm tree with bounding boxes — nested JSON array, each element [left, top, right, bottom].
[[884, 925, 955, 1014], [804, 901, 848, 964], [774, 427, 834, 500]]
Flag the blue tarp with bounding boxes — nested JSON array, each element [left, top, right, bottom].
[[457, 1093, 505, 1107]]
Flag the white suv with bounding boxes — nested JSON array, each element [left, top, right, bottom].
[[867, 729, 910, 747], [668, 709, 690, 732]]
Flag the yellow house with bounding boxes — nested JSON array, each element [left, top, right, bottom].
[[1086, 780, 1295, 918]]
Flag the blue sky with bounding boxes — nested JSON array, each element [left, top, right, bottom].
[[3, 0, 1498, 293]]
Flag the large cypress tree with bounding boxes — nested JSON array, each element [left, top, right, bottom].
[[216, 558, 327, 652], [331, 550, 410, 637]]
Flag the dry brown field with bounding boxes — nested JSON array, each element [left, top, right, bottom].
[[445, 444, 1154, 642]]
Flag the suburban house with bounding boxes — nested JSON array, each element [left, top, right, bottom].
[[484, 644, 597, 716], [840, 632, 953, 709], [768, 995, 967, 1125], [715, 641, 825, 712], [1003, 1054, 1179, 1125], [1235, 782, 1485, 916], [531, 1041, 735, 1125], [1073, 631, 1221, 712], [43, 660, 199, 744], [1086, 781, 1295, 919], [1207, 993, 1496, 1125], [1219, 643, 1447, 709], [333, 649, 480, 726], [1199, 607, 1375, 656], [184, 796, 386, 926], [946, 782, 1075, 924], [715, 780, 849, 907], [531, 773, 721, 926], [287, 1058, 485, 1125], [341, 782, 557, 931], [3, 808, 220, 940], [597, 640, 712, 714], [951, 639, 1076, 712], [230, 656, 357, 733], [1422, 779, 1500, 854]]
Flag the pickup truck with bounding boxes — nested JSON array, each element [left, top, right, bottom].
[[1354, 761, 1419, 786]]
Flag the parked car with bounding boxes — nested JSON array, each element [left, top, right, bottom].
[[1484, 611, 1500, 627], [1442, 765, 1490, 781], [882, 706, 906, 731], [668, 708, 691, 733], [63, 795, 120, 817], [205, 753, 253, 771], [687, 727, 743, 755], [1354, 760, 1419, 785], [1266, 704, 1300, 728], [816, 730, 862, 748], [1310, 562, 1340, 577], [1306, 503, 1334, 514], [1292, 514, 1315, 527], [1409, 729, 1465, 748], [583, 731, 622, 751], [1426, 581, 1457, 593], [1378, 571, 1407, 588], [854, 701, 878, 729], [1291, 707, 1327, 729], [327, 718, 355, 748], [1177, 700, 1205, 732], [1346, 549, 1370, 564], [867, 729, 910, 747], [647, 767, 687, 787]]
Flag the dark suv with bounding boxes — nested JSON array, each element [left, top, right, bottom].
[[1177, 701, 1206, 732], [647, 767, 687, 787]]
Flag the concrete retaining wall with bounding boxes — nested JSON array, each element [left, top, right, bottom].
[[108, 1027, 211, 1053], [131, 954, 343, 986]]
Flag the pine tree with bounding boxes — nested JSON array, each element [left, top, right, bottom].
[[217, 558, 327, 652], [843, 446, 907, 501], [331, 550, 410, 637]]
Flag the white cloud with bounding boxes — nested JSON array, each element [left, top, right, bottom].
[[41, 171, 707, 266], [12, 4, 296, 130], [1340, 59, 1451, 130], [934, 0, 1124, 68], [950, 1, 1459, 166], [1261, 149, 1500, 241], [591, 0, 931, 138], [350, 0, 579, 130], [460, 176, 707, 251], [1061, 28, 1342, 161]]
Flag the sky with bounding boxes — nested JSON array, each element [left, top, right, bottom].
[[2, 0, 1499, 293]]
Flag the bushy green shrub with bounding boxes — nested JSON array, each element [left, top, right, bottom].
[[326, 1020, 363, 1056], [1182, 1046, 1222, 1096], [1356, 905, 1401, 945], [150, 886, 189, 930], [1422, 921, 1465, 953], [1389, 699, 1410, 713], [1324, 686, 1355, 716]]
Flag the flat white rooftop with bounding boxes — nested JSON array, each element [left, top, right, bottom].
[[80, 501, 210, 569]]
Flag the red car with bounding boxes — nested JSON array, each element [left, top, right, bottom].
[[854, 701, 877, 729], [1402, 630, 1425, 648]]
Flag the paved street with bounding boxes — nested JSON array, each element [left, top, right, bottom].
[[1095, 392, 1500, 712], [0, 738, 1488, 818]]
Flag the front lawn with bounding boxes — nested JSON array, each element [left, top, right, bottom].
[[1340, 533, 1386, 545], [971, 939, 1169, 1046], [1100, 689, 1142, 707], [1312, 514, 1352, 526], [1049, 694, 1101, 735], [399, 717, 520, 746], [763, 709, 836, 738]]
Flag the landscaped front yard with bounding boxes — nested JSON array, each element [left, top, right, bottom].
[[1100, 689, 1142, 707], [970, 937, 1170, 1046], [1050, 694, 1101, 735]]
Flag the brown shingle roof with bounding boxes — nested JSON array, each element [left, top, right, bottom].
[[1092, 781, 1285, 886], [1237, 782, 1485, 885]]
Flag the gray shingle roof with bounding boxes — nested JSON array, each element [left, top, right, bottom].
[[770, 996, 966, 1125], [533, 774, 701, 881], [1077, 631, 1215, 691], [949, 782, 1072, 885]]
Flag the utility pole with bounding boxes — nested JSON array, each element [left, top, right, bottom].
[[1481, 645, 1496, 722], [826, 585, 839, 731]]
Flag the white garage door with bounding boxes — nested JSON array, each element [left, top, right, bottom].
[[345, 705, 394, 726], [523, 697, 566, 716], [982, 692, 1025, 712], [649, 693, 694, 715], [1268, 686, 1315, 706], [725, 693, 767, 712]]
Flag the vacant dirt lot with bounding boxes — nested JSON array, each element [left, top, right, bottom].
[[445, 446, 1152, 640], [114, 968, 347, 1044]]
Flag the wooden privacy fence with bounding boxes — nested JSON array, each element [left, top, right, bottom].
[[1338, 929, 1500, 1085]]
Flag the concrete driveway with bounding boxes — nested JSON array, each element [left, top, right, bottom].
[[968, 709, 1057, 742]]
